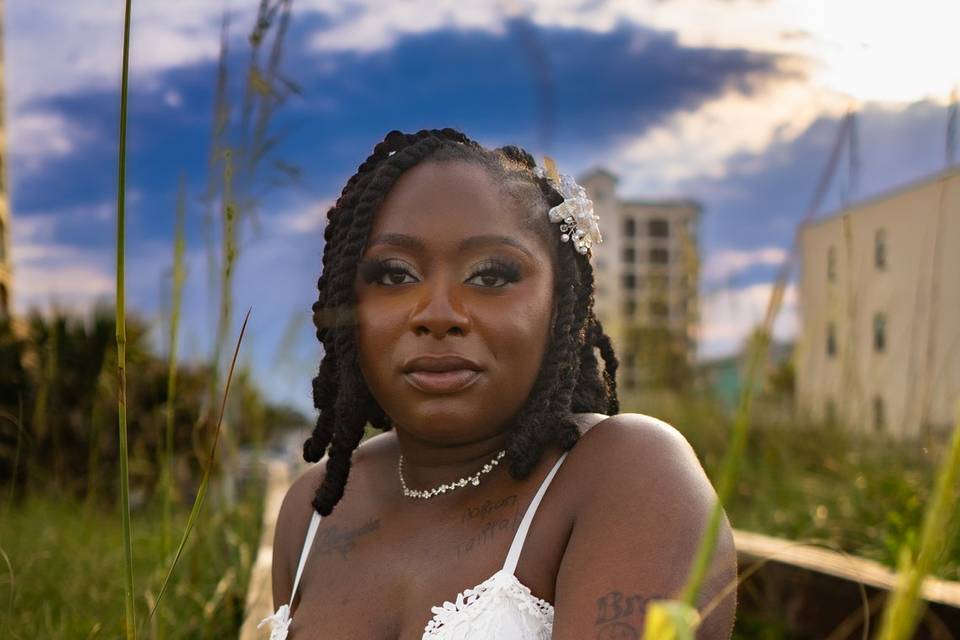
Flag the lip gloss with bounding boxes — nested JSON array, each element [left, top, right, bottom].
[[404, 369, 481, 394]]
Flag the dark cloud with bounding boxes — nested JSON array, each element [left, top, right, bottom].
[[12, 13, 791, 253]]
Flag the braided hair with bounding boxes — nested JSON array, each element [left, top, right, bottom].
[[305, 128, 619, 516]]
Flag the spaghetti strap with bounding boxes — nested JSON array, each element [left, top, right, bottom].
[[290, 511, 322, 608], [258, 510, 322, 638], [502, 452, 568, 575]]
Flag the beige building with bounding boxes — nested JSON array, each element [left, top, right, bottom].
[[796, 167, 960, 438], [580, 169, 701, 390]]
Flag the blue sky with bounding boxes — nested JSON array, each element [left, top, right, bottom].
[[8, 0, 959, 412]]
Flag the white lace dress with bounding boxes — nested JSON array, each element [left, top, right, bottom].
[[260, 453, 568, 640]]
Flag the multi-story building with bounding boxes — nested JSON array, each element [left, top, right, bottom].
[[579, 169, 701, 391], [796, 167, 960, 438]]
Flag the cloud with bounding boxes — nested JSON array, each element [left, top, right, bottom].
[[703, 246, 787, 285], [275, 199, 335, 233], [699, 282, 797, 359], [11, 207, 115, 315]]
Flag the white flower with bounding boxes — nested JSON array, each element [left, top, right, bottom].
[[547, 173, 602, 255]]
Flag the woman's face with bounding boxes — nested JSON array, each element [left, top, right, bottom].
[[355, 160, 555, 446]]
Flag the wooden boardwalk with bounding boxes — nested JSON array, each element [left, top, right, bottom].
[[240, 467, 960, 638]]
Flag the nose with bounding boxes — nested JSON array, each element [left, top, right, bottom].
[[409, 276, 471, 338]]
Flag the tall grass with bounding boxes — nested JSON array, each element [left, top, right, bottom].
[[156, 175, 187, 640], [113, 0, 135, 636], [162, 175, 187, 563], [147, 308, 252, 631], [876, 403, 960, 639]]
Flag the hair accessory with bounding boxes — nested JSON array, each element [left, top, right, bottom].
[[399, 449, 506, 499], [535, 157, 602, 255]]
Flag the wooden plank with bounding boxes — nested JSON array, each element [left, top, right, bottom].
[[239, 460, 292, 640], [734, 528, 960, 609]]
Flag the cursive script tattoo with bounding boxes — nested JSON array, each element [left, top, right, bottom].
[[461, 495, 518, 523], [595, 591, 656, 625], [314, 519, 380, 559], [455, 508, 522, 558]]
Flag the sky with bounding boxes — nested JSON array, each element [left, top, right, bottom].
[[8, 0, 960, 412]]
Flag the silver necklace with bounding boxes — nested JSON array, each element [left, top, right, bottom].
[[398, 449, 506, 500]]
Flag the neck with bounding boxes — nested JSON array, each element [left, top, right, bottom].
[[394, 429, 510, 489]]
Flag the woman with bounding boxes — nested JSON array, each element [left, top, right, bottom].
[[265, 129, 736, 639]]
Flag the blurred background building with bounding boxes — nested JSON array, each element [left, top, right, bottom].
[[796, 167, 960, 438], [581, 169, 701, 392]]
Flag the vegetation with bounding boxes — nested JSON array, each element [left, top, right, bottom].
[[0, 483, 263, 639], [0, 310, 303, 503]]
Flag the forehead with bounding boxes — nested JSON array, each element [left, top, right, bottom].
[[366, 160, 550, 253]]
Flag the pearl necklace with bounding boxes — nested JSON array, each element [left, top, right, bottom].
[[398, 449, 506, 500]]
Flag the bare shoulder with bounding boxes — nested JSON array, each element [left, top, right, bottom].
[[553, 413, 736, 639], [569, 412, 703, 487], [271, 431, 396, 606]]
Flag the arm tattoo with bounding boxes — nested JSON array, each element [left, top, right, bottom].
[[594, 590, 661, 639]]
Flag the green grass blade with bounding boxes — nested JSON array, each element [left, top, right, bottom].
[[680, 273, 789, 607], [162, 175, 187, 560], [147, 307, 252, 623], [157, 174, 187, 640], [876, 401, 960, 640], [115, 0, 135, 637]]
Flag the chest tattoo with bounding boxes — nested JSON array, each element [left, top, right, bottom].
[[314, 518, 380, 559]]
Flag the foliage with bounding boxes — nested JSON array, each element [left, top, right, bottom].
[[623, 326, 694, 391], [0, 307, 305, 502], [622, 390, 960, 582]]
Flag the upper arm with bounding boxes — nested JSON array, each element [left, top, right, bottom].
[[551, 414, 736, 639], [271, 463, 324, 611]]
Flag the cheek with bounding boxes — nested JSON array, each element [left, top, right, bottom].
[[485, 281, 554, 372], [354, 292, 399, 388]]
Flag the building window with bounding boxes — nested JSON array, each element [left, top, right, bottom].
[[649, 248, 669, 265], [649, 300, 669, 319], [873, 313, 886, 353], [623, 299, 636, 316], [622, 273, 636, 290], [873, 396, 885, 432], [826, 322, 836, 358], [648, 218, 669, 238], [827, 246, 836, 282], [622, 247, 635, 263], [875, 228, 887, 270], [825, 398, 837, 426], [649, 274, 668, 291], [624, 217, 636, 237]]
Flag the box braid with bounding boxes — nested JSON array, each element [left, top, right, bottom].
[[305, 128, 619, 516]]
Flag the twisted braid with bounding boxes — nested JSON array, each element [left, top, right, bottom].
[[305, 128, 619, 516]]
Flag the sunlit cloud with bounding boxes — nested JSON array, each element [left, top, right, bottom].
[[699, 282, 797, 359], [703, 247, 788, 285]]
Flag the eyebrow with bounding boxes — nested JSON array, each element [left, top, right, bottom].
[[366, 233, 535, 258]]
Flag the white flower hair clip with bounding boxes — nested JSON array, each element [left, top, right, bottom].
[[535, 157, 602, 256]]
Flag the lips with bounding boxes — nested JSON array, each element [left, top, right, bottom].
[[402, 354, 482, 394]]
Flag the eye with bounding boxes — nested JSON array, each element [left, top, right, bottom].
[[465, 259, 521, 288], [358, 258, 419, 286]]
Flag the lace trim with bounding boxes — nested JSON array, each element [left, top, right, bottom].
[[258, 603, 292, 640], [423, 569, 554, 637]]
